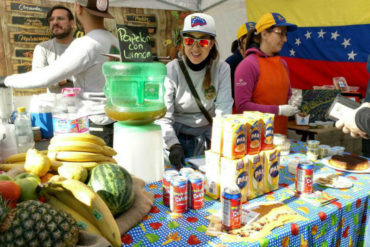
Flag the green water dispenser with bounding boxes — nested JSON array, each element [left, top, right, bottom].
[[103, 62, 167, 125]]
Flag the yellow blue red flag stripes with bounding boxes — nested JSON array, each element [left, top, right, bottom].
[[245, 0, 370, 95]]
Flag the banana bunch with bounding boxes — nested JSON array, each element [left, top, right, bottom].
[[0, 150, 48, 172], [48, 133, 117, 171], [42, 176, 122, 247]]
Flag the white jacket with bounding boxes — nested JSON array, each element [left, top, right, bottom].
[[156, 56, 233, 148]]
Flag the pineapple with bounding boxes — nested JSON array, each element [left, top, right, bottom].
[[0, 199, 79, 247]]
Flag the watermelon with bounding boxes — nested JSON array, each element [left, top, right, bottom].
[[88, 164, 135, 216]]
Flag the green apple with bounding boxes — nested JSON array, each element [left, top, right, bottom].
[[14, 173, 41, 201], [0, 174, 12, 181], [14, 173, 41, 184]]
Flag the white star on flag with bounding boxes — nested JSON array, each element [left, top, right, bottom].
[[318, 29, 326, 38], [331, 31, 340, 40], [304, 31, 312, 39], [295, 38, 301, 46], [347, 50, 357, 60], [342, 38, 351, 48], [289, 49, 296, 56]]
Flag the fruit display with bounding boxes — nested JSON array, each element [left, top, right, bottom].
[[47, 133, 117, 167], [0, 180, 21, 202], [88, 163, 135, 216], [41, 177, 122, 247], [43, 193, 102, 236], [0, 133, 135, 246], [14, 173, 41, 201], [0, 198, 79, 246], [58, 164, 88, 182], [24, 149, 51, 176]]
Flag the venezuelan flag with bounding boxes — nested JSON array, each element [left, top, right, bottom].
[[245, 0, 370, 96]]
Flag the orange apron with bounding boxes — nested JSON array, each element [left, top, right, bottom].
[[252, 56, 290, 135]]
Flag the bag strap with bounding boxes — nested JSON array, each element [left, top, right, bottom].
[[178, 58, 213, 125]]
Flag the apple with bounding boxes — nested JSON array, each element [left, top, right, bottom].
[[14, 173, 41, 201], [15, 173, 41, 184], [0, 174, 12, 181]]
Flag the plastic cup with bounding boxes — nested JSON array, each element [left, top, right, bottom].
[[307, 140, 320, 148]]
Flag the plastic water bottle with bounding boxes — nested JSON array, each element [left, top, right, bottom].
[[14, 107, 34, 153], [52, 88, 89, 135]]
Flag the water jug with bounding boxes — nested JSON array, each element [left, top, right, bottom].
[[102, 62, 167, 125]]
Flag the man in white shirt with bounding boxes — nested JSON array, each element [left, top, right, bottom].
[[32, 5, 75, 93], [5, 0, 119, 146]]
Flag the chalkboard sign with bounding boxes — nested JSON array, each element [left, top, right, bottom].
[[116, 24, 153, 62], [300, 89, 340, 122]]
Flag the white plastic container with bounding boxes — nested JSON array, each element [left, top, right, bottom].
[[295, 114, 310, 125], [0, 123, 18, 162], [307, 140, 320, 149], [273, 134, 290, 156], [288, 159, 300, 175], [331, 146, 345, 155], [113, 122, 164, 183], [14, 107, 34, 153]]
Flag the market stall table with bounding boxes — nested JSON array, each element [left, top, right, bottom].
[[122, 140, 370, 247], [287, 120, 340, 142]]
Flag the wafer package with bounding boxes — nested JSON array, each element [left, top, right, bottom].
[[220, 157, 248, 203], [244, 153, 264, 199], [261, 147, 280, 193]]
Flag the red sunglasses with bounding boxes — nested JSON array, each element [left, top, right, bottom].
[[183, 37, 211, 48]]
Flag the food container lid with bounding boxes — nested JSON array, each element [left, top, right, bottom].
[[318, 144, 330, 149], [307, 140, 320, 145]]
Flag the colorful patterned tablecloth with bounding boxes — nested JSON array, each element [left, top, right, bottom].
[[122, 140, 370, 247]]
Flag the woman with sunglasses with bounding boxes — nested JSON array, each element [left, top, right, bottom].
[[157, 13, 233, 169], [234, 12, 299, 135]]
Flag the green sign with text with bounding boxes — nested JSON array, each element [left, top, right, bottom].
[[116, 24, 153, 62]]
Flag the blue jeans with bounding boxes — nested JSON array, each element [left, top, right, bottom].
[[173, 122, 211, 157]]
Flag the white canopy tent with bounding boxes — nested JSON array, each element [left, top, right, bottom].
[[54, 0, 229, 11]]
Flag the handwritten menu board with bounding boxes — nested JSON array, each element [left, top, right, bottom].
[[116, 24, 153, 62]]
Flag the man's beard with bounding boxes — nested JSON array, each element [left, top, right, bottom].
[[53, 26, 73, 39]]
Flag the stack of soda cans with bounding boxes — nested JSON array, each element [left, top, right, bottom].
[[162, 167, 205, 214]]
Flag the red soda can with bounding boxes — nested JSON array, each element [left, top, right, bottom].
[[163, 169, 179, 207], [188, 173, 204, 209], [222, 186, 242, 230], [295, 160, 314, 194], [170, 175, 188, 213]]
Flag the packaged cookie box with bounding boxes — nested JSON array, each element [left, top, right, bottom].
[[220, 156, 248, 203], [205, 150, 221, 200]]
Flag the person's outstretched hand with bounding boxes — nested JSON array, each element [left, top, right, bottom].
[[169, 144, 185, 170], [335, 103, 370, 139], [278, 104, 299, 117]]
